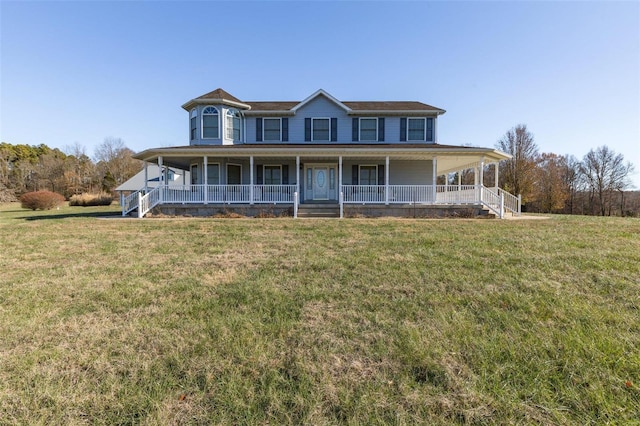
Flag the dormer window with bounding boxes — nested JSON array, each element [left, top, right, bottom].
[[190, 109, 197, 140], [225, 109, 241, 141], [202, 106, 219, 139]]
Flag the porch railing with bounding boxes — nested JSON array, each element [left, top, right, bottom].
[[155, 184, 296, 204], [497, 188, 521, 215], [122, 190, 140, 216]]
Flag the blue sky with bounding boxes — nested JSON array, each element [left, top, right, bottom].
[[1, 1, 639, 187]]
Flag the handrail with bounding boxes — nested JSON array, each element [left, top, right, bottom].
[[138, 187, 161, 218], [122, 190, 140, 216], [480, 186, 504, 219], [497, 188, 521, 216]]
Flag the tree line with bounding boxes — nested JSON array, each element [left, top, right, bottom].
[[492, 124, 637, 216], [2, 128, 637, 216], [0, 138, 142, 202]]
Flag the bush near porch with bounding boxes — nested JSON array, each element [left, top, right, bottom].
[[0, 204, 638, 424]]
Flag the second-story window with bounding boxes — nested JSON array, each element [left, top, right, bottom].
[[263, 118, 281, 141], [359, 118, 378, 141], [226, 109, 241, 141], [190, 109, 197, 140], [312, 118, 330, 141], [408, 118, 426, 141], [202, 106, 219, 139]]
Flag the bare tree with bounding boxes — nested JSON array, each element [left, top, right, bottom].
[[496, 124, 539, 203], [94, 137, 142, 191], [580, 146, 635, 216], [562, 154, 582, 214]]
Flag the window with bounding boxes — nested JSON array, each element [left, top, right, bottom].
[[359, 165, 378, 185], [190, 164, 199, 185], [202, 106, 219, 139], [408, 118, 426, 141], [226, 109, 241, 140], [264, 165, 281, 185], [190, 110, 197, 140], [227, 164, 242, 185], [306, 168, 312, 190], [312, 118, 330, 141], [359, 118, 377, 141], [206, 164, 220, 185], [263, 118, 281, 141]]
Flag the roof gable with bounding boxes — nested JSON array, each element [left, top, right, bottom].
[[291, 89, 351, 113], [182, 88, 250, 111]]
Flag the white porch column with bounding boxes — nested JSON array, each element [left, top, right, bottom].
[[203, 156, 208, 204], [296, 156, 300, 195], [338, 155, 343, 190], [250, 155, 254, 205], [158, 156, 163, 203], [494, 162, 499, 191], [479, 159, 485, 187], [143, 161, 148, 191], [432, 157, 437, 203], [385, 156, 389, 205]]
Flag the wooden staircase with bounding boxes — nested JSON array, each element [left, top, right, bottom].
[[297, 204, 340, 218]]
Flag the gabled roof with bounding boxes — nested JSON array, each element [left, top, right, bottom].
[[181, 88, 251, 111], [291, 89, 351, 113], [182, 88, 446, 115]]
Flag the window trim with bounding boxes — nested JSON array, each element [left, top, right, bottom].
[[201, 106, 220, 139], [358, 164, 379, 186], [226, 163, 243, 185], [225, 109, 242, 141], [359, 117, 378, 142], [407, 118, 427, 141], [263, 164, 282, 185], [311, 117, 331, 142], [262, 118, 282, 142], [206, 162, 221, 185], [190, 163, 199, 185], [190, 109, 197, 141]]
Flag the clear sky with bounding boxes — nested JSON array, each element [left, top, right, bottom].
[[1, 1, 639, 187]]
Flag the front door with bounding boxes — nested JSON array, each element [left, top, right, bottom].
[[313, 167, 329, 200]]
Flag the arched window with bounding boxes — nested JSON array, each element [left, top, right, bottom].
[[202, 106, 219, 139], [190, 109, 197, 140], [225, 109, 241, 141]]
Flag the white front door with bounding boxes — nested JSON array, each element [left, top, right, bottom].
[[313, 167, 329, 200]]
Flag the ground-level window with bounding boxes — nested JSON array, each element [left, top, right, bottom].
[[190, 164, 199, 185], [312, 118, 330, 141], [207, 164, 220, 185], [264, 165, 281, 185], [359, 165, 378, 185], [227, 164, 242, 185], [202, 106, 219, 139]]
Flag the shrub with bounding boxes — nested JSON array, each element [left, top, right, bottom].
[[20, 190, 65, 211], [69, 192, 113, 207]]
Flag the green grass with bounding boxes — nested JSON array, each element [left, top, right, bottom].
[[0, 202, 638, 424]]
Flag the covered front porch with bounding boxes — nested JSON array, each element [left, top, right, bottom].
[[122, 144, 519, 218]]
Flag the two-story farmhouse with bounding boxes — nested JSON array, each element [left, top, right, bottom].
[[123, 88, 519, 218]]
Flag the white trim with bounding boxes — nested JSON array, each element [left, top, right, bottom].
[[201, 106, 220, 139], [190, 163, 199, 185], [262, 117, 282, 142], [292, 89, 351, 113], [407, 118, 427, 141], [226, 163, 242, 185], [359, 117, 378, 142], [312, 117, 331, 142]]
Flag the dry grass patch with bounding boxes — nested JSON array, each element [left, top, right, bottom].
[[0, 205, 639, 424]]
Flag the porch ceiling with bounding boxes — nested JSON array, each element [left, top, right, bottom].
[[135, 144, 510, 174]]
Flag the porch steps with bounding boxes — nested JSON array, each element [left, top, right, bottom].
[[297, 204, 340, 218]]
